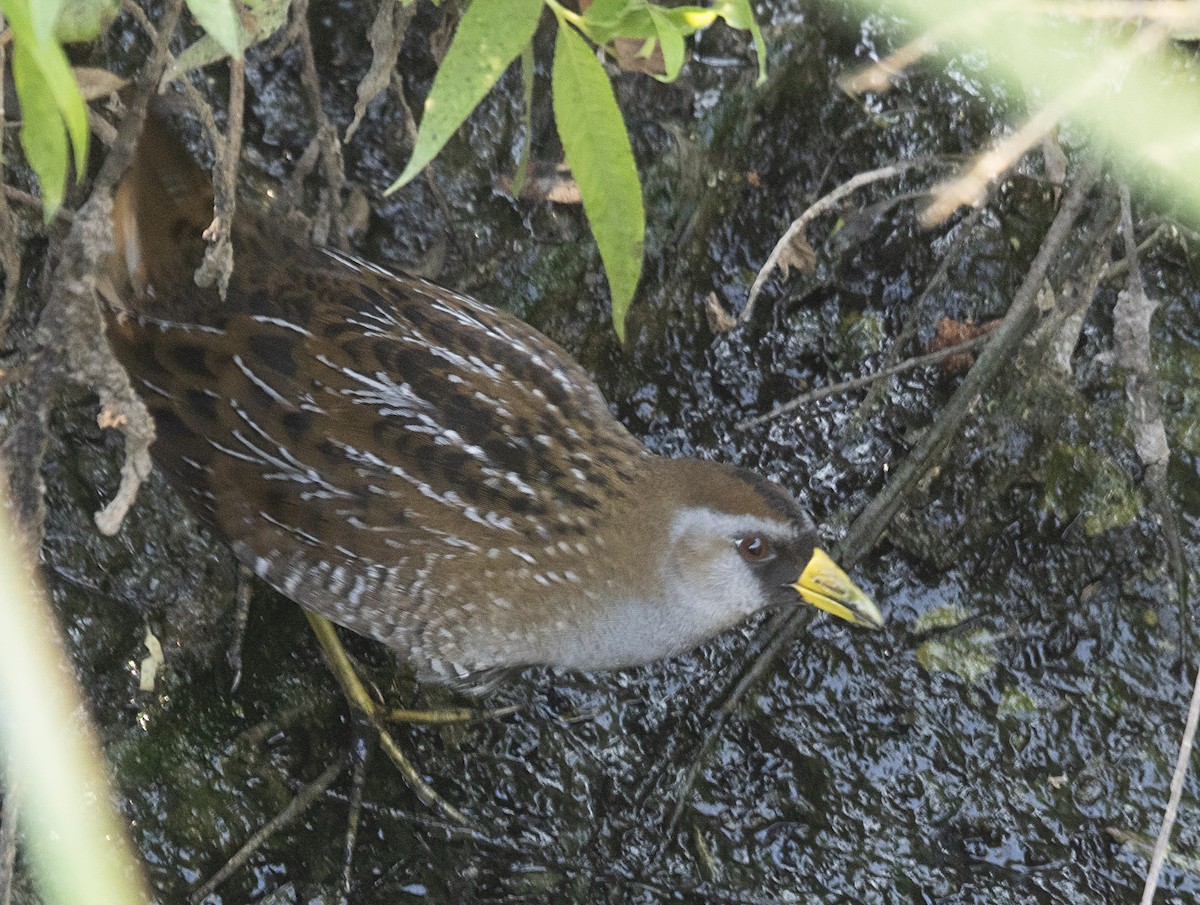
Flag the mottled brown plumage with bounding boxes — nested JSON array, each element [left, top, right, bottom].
[[100, 120, 881, 686]]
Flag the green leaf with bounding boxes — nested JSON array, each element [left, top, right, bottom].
[[713, 0, 767, 84], [168, 0, 288, 77], [11, 42, 68, 220], [185, 0, 243, 58], [54, 0, 119, 43], [26, 37, 90, 176], [648, 6, 685, 81], [511, 42, 536, 198], [1, 0, 90, 192], [387, 0, 544, 194], [552, 22, 644, 340], [577, 2, 654, 45], [662, 7, 718, 35], [29, 0, 63, 41]]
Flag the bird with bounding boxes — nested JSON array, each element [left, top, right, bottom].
[[98, 117, 883, 689]]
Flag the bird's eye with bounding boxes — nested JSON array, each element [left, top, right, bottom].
[[736, 533, 771, 562]]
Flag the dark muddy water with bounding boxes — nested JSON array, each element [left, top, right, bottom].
[[7, 1, 1200, 902]]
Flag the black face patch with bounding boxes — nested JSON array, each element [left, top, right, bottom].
[[744, 529, 820, 610]]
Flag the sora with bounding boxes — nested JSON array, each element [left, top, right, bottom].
[[99, 120, 882, 687]]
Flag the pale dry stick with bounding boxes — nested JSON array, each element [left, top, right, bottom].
[[922, 24, 1168, 226], [837, 31, 939, 96], [668, 163, 1101, 834], [742, 158, 942, 322], [1100, 221, 1172, 283], [189, 755, 350, 904], [839, 4, 1027, 97], [1140, 662, 1200, 905], [2, 185, 71, 219], [121, 0, 155, 39], [734, 333, 994, 432]]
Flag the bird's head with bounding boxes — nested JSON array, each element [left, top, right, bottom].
[[647, 460, 883, 634]]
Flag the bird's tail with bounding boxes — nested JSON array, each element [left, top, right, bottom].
[[102, 114, 213, 310]]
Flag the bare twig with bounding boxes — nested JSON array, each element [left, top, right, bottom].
[[121, 0, 155, 39], [837, 31, 939, 96], [342, 735, 372, 895], [1031, 213, 1118, 376], [0, 16, 20, 349], [735, 333, 994, 432], [3, 0, 185, 547], [290, 0, 348, 248], [3, 185, 73, 220], [743, 158, 943, 321], [345, 0, 417, 143], [189, 755, 349, 903], [1140, 661, 1200, 904], [226, 565, 254, 691], [1100, 221, 1172, 284], [828, 162, 1099, 558], [922, 25, 1167, 225], [194, 41, 245, 298], [1111, 186, 1184, 599]]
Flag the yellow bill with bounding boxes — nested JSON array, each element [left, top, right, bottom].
[[792, 547, 884, 628]]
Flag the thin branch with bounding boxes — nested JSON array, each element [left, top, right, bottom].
[[189, 755, 349, 904], [743, 157, 944, 321], [1140, 661, 1200, 904], [2, 185, 72, 220], [290, 0, 347, 248], [922, 25, 1166, 225], [735, 332, 994, 432], [1111, 186, 1184, 600], [6, 0, 186, 544], [194, 40, 245, 298], [341, 734, 372, 896], [831, 161, 1099, 558], [837, 31, 939, 96], [1100, 221, 1172, 283], [0, 15, 20, 350]]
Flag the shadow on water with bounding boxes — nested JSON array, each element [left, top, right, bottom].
[[12, 0, 1200, 902]]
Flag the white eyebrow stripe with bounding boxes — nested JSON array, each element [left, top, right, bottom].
[[669, 508, 797, 543]]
